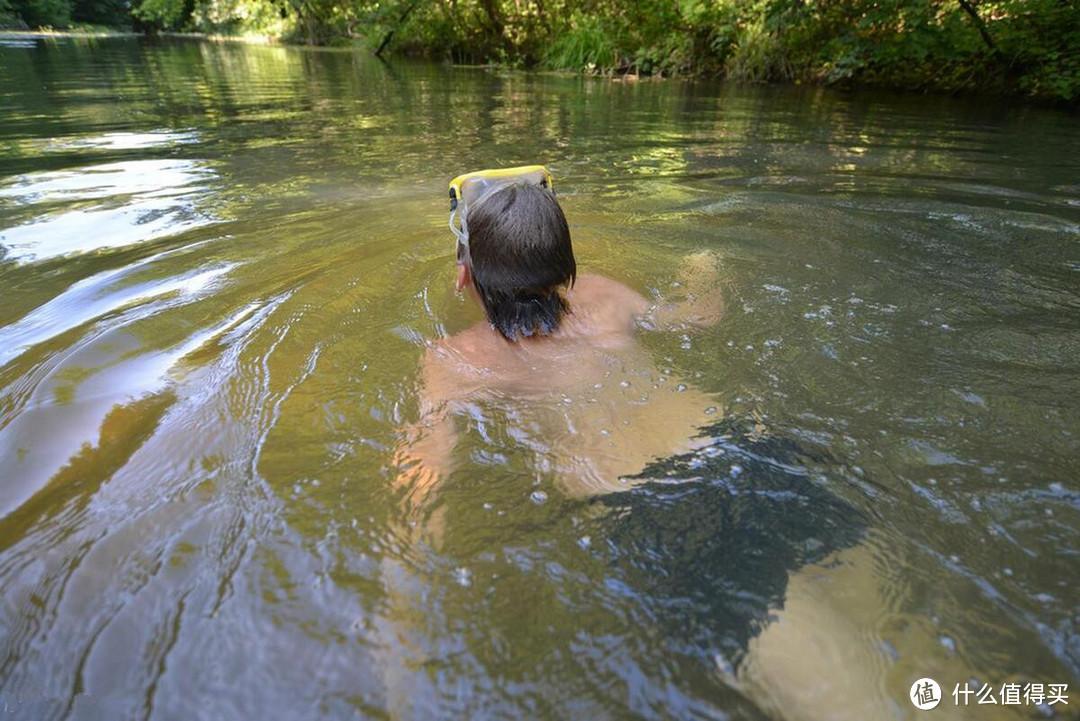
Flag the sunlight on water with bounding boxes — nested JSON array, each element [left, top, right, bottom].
[[0, 37, 1077, 721], [20, 130, 201, 155], [0, 259, 233, 366], [0, 156, 217, 263], [0, 159, 206, 203]]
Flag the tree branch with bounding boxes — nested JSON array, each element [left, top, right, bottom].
[[375, 0, 420, 57], [957, 0, 999, 55]]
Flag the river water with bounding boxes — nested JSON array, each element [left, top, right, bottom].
[[0, 36, 1078, 720]]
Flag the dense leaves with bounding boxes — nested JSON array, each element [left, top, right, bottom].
[[2, 0, 1078, 101]]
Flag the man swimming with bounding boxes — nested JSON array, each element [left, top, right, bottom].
[[395, 166, 725, 511], [381, 169, 905, 721]]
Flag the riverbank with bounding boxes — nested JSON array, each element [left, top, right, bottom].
[[380, 0, 1079, 104], [2, 8, 1077, 107], [0, 27, 135, 37]]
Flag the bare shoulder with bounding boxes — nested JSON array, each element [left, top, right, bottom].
[[424, 325, 496, 371], [417, 330, 494, 412], [569, 274, 650, 328], [572, 274, 649, 303], [422, 273, 651, 384]]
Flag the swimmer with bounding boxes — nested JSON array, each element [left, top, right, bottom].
[[395, 166, 726, 513], [378, 168, 726, 713]]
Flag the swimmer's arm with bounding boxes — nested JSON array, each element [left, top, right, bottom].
[[392, 346, 467, 509], [395, 410, 455, 508], [640, 250, 726, 330]]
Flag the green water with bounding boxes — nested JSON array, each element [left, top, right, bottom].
[[1, 35, 1078, 720]]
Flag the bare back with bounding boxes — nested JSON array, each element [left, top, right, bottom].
[[403, 274, 718, 497]]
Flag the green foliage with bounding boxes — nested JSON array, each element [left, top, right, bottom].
[[544, 15, 617, 71], [1, 0, 1076, 101], [10, 0, 72, 27], [723, 0, 1080, 100], [73, 0, 132, 27], [1001, 0, 1080, 102], [1, 0, 27, 28], [725, 15, 795, 83], [132, 0, 185, 28]]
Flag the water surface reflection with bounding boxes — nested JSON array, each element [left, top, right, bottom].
[[0, 36, 1077, 721]]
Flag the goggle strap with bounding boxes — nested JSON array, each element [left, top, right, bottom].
[[449, 203, 470, 253]]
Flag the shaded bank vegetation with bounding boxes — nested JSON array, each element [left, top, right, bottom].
[[2, 0, 1078, 101]]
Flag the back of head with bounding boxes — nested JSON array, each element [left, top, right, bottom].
[[466, 182, 577, 341]]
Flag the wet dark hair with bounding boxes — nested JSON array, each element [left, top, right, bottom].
[[464, 182, 576, 341]]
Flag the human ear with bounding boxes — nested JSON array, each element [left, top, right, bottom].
[[455, 263, 471, 292]]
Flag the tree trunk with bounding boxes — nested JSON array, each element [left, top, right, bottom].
[[479, 0, 511, 54], [375, 0, 420, 56], [957, 0, 999, 55]]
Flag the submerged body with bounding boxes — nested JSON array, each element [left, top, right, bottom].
[[397, 271, 722, 502]]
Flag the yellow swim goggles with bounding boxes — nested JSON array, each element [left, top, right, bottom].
[[448, 165, 554, 251]]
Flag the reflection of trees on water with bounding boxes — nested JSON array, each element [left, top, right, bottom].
[[6, 38, 1073, 198]]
